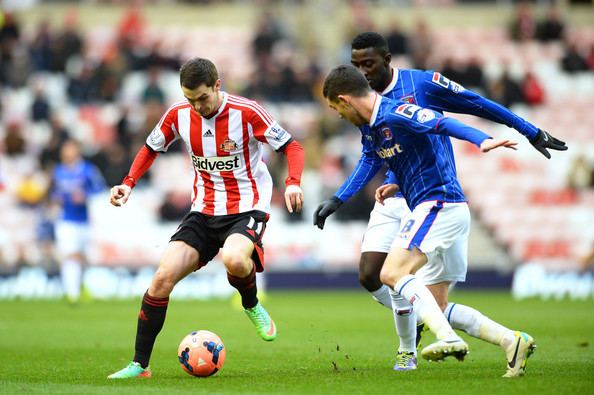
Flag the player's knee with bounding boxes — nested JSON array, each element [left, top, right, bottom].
[[221, 250, 250, 276], [358, 266, 382, 291], [379, 266, 398, 288], [151, 268, 176, 296]]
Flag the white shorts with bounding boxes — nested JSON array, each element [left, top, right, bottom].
[[55, 220, 89, 257], [361, 197, 410, 253], [392, 200, 470, 285]]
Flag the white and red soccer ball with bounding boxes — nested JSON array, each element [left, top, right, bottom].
[[178, 330, 226, 377]]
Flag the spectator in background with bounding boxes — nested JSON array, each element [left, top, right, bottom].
[[158, 191, 191, 222], [67, 61, 96, 104], [252, 11, 285, 67], [409, 19, 432, 69], [0, 11, 20, 44], [509, 2, 536, 42], [31, 84, 51, 123], [441, 58, 464, 84], [521, 71, 545, 106], [50, 139, 105, 304], [39, 116, 69, 171], [384, 18, 408, 56], [587, 45, 594, 70], [561, 42, 589, 73], [48, 10, 83, 73], [463, 57, 487, 94], [566, 154, 594, 191], [117, 0, 146, 47], [490, 69, 524, 107], [536, 5, 565, 42], [142, 66, 166, 105], [91, 143, 131, 187], [4, 120, 26, 156], [29, 19, 52, 72]]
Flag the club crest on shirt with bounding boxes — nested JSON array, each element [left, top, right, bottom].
[[400, 95, 416, 104], [220, 138, 239, 152], [382, 127, 393, 140]]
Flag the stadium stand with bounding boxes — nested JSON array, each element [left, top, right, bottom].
[[0, 3, 592, 276]]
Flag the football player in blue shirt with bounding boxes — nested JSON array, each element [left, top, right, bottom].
[[314, 33, 561, 376], [51, 139, 105, 303], [320, 64, 538, 376]]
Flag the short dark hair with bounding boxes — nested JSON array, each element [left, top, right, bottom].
[[179, 57, 218, 89], [322, 65, 371, 102], [351, 32, 389, 56]]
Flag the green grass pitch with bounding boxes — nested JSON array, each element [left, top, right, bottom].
[[1, 290, 592, 394]]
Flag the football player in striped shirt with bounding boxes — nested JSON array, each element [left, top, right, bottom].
[[321, 64, 537, 376], [108, 58, 304, 379]]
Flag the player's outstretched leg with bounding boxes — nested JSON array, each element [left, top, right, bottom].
[[503, 332, 536, 378], [443, 303, 535, 377], [244, 302, 277, 341], [108, 362, 152, 379]]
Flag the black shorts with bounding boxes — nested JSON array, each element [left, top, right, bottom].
[[170, 210, 269, 272]]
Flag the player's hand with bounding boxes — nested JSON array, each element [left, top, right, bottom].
[[313, 197, 343, 229], [375, 184, 399, 205], [284, 185, 304, 213], [480, 138, 518, 153], [110, 184, 131, 207], [530, 129, 567, 159]]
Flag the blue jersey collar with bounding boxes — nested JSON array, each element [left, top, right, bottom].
[[369, 93, 382, 127], [381, 67, 398, 96]]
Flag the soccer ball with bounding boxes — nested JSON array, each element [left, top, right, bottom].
[[178, 330, 226, 377]]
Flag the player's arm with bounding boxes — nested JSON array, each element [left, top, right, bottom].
[[277, 138, 305, 213], [375, 170, 400, 205], [249, 102, 304, 213], [110, 144, 159, 207], [111, 108, 179, 207], [387, 105, 517, 152], [423, 71, 566, 158], [313, 150, 383, 230]]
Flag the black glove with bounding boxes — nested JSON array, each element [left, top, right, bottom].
[[530, 129, 567, 159], [313, 196, 343, 229]]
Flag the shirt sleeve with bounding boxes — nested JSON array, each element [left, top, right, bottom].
[[423, 71, 538, 140], [146, 106, 180, 152], [248, 101, 293, 150], [335, 151, 384, 202], [386, 103, 492, 147]]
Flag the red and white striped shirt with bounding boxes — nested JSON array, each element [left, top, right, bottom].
[[146, 92, 292, 216]]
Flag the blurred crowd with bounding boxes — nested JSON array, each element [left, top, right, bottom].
[[0, 2, 593, 269]]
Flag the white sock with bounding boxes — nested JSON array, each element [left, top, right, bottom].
[[371, 284, 392, 309], [444, 303, 515, 349], [394, 274, 459, 342], [61, 259, 82, 300], [389, 288, 417, 353]]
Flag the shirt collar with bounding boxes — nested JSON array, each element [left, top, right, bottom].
[[381, 67, 399, 96], [369, 93, 382, 127]]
